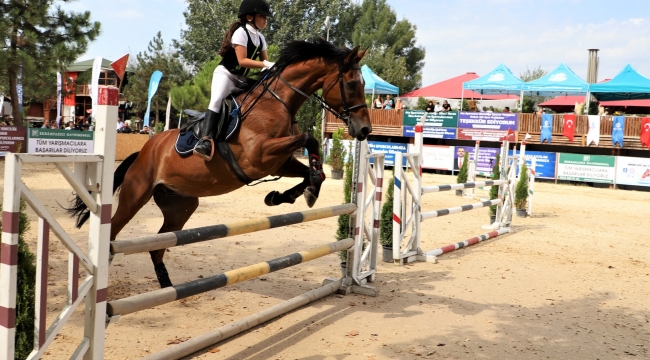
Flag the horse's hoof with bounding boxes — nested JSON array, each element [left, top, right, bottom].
[[304, 187, 318, 208], [265, 191, 281, 206]]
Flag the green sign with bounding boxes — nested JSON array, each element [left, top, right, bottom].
[[557, 153, 616, 183], [28, 128, 94, 154], [403, 110, 459, 127]]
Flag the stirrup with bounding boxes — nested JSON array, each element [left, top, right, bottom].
[[194, 137, 215, 161]]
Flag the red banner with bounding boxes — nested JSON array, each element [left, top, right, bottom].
[[457, 128, 514, 142], [563, 114, 576, 142], [111, 54, 130, 81]]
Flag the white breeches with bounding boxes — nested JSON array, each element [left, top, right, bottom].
[[208, 65, 239, 112]]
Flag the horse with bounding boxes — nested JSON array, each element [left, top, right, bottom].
[[68, 39, 372, 288]]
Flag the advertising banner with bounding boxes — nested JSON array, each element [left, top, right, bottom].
[[403, 125, 456, 139], [409, 144, 455, 170], [368, 141, 408, 166], [454, 146, 500, 175], [457, 112, 518, 141], [557, 153, 615, 183], [28, 128, 94, 154], [508, 150, 557, 179], [0, 126, 27, 156], [403, 110, 458, 127], [615, 156, 650, 187]]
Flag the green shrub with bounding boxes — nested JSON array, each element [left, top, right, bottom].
[[514, 163, 529, 209], [489, 154, 501, 216], [0, 199, 35, 360], [456, 152, 469, 184], [416, 96, 429, 110], [328, 128, 346, 171], [379, 176, 395, 247], [336, 151, 354, 261]]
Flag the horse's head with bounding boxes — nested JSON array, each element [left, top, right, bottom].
[[322, 46, 372, 141]]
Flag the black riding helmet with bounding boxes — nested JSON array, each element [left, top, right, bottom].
[[238, 0, 272, 18]]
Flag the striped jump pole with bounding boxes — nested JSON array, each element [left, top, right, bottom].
[[424, 228, 510, 257], [422, 180, 505, 194], [107, 238, 354, 317], [110, 204, 356, 256], [142, 279, 343, 360], [421, 199, 502, 220]]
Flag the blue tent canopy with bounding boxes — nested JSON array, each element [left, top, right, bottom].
[[589, 64, 650, 101], [523, 63, 589, 95], [362, 65, 399, 95], [462, 63, 524, 94]]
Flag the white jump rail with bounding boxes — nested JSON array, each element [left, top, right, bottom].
[[1, 86, 118, 360]]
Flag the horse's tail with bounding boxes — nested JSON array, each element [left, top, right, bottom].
[[67, 152, 140, 228]]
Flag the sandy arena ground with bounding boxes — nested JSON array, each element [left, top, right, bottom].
[[2, 158, 649, 360]]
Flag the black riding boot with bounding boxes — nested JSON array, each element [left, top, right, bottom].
[[193, 109, 221, 161]]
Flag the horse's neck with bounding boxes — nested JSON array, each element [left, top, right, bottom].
[[276, 61, 330, 115]]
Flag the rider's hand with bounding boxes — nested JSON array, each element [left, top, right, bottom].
[[263, 60, 275, 70]]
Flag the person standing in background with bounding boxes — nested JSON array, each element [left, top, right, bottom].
[[374, 95, 383, 109], [383, 94, 394, 109]]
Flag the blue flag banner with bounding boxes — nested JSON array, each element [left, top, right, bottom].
[[17, 65, 23, 115], [144, 70, 164, 127], [612, 116, 625, 147], [541, 114, 553, 144]]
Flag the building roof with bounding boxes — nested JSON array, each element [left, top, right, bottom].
[[66, 58, 135, 73], [401, 72, 519, 100]]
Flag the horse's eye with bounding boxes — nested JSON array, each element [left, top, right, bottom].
[[346, 82, 355, 90]]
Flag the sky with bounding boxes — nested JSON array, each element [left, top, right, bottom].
[[65, 0, 650, 89]]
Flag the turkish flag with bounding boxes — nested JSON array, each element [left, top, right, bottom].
[[499, 128, 515, 141], [563, 114, 576, 142], [111, 54, 130, 81], [641, 117, 650, 149]]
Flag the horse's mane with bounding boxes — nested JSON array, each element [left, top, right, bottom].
[[232, 38, 353, 94]]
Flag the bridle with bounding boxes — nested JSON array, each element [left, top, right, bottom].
[[271, 63, 368, 125]]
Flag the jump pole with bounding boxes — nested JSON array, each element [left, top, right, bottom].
[[110, 203, 357, 256], [424, 228, 510, 257], [142, 279, 343, 360], [107, 238, 354, 317]]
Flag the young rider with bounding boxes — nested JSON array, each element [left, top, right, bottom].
[[195, 0, 274, 160]]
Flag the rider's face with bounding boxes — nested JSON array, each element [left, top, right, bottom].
[[252, 14, 267, 29]]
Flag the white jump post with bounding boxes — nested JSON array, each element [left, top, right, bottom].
[[527, 158, 536, 216], [0, 86, 117, 360], [465, 141, 480, 198]]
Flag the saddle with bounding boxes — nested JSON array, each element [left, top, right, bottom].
[[175, 96, 253, 184]]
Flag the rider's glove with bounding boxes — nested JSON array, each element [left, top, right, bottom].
[[263, 60, 275, 70]]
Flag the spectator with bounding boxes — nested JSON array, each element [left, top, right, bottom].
[[504, 107, 511, 113], [481, 106, 488, 113], [395, 98, 403, 110], [64, 121, 74, 130], [434, 101, 442, 113], [117, 117, 125, 131], [537, 107, 544, 115], [373, 95, 383, 109], [489, 106, 495, 112], [118, 122, 133, 133], [425, 101, 435, 113], [468, 99, 478, 112], [140, 125, 150, 134], [81, 122, 90, 131], [41, 120, 51, 129], [442, 100, 452, 112], [383, 95, 394, 109]]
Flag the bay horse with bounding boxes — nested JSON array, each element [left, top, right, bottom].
[[68, 39, 372, 288]]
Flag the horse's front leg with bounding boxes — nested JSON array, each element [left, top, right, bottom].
[[259, 133, 325, 208]]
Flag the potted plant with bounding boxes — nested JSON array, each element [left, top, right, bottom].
[[488, 155, 501, 224], [514, 163, 529, 218], [328, 128, 346, 180], [336, 153, 354, 275], [456, 151, 469, 196], [379, 175, 395, 262]]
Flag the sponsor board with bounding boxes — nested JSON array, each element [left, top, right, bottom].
[[403, 126, 456, 139], [403, 110, 458, 127], [457, 112, 517, 141], [0, 126, 27, 156], [557, 153, 615, 183], [615, 156, 650, 187], [28, 128, 94, 154]]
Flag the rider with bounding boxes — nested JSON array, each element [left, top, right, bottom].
[[194, 0, 275, 160]]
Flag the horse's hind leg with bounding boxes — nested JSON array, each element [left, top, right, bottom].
[[151, 187, 199, 288]]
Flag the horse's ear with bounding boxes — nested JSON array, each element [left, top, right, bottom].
[[357, 49, 367, 62], [344, 46, 360, 65]]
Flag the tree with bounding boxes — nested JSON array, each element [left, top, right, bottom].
[[416, 96, 428, 110], [336, 148, 354, 261], [456, 151, 469, 184], [514, 163, 529, 210], [520, 66, 548, 113], [343, 0, 425, 93], [0, 0, 100, 125], [489, 154, 501, 217], [124, 32, 190, 126]]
